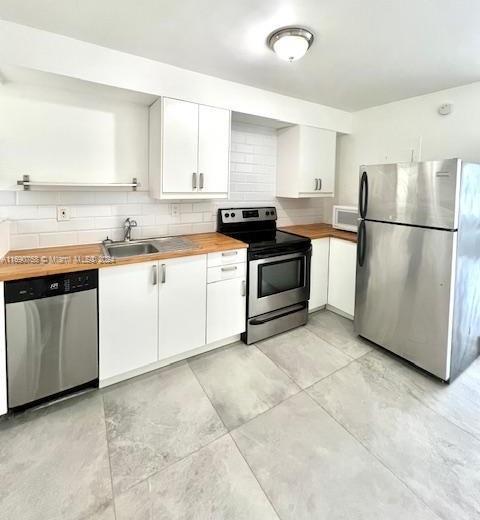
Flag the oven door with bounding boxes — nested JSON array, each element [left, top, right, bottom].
[[249, 249, 311, 318]]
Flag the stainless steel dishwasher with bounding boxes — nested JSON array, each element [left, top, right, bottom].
[[5, 270, 98, 410]]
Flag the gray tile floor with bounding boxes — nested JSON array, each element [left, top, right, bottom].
[[1, 309, 479, 520]]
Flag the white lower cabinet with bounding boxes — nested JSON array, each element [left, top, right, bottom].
[[99, 261, 159, 381], [207, 277, 246, 344], [158, 255, 207, 360], [309, 238, 330, 311], [327, 237, 357, 317], [0, 282, 7, 415]]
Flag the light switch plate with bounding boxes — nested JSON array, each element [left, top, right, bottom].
[[57, 207, 71, 221], [171, 204, 180, 217]]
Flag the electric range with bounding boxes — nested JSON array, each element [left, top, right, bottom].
[[218, 207, 311, 344]]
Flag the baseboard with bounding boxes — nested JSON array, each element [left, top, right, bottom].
[[326, 304, 354, 320], [309, 304, 326, 313], [99, 334, 241, 388]]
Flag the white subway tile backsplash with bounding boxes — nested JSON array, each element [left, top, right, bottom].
[[10, 234, 39, 250], [3, 121, 327, 249], [94, 192, 128, 204], [57, 192, 96, 205], [180, 212, 203, 224], [39, 232, 77, 247], [71, 205, 112, 218], [16, 191, 59, 206], [0, 191, 16, 205], [17, 219, 58, 234], [58, 218, 96, 231]]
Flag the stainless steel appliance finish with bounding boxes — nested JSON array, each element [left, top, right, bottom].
[[246, 303, 309, 344], [359, 159, 460, 229], [217, 207, 311, 344], [355, 159, 480, 381], [103, 236, 198, 259], [249, 251, 310, 318], [5, 270, 99, 409]]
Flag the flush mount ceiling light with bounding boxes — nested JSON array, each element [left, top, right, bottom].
[[267, 27, 314, 62]]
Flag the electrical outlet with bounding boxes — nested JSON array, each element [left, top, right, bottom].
[[171, 204, 180, 217], [57, 207, 71, 222]]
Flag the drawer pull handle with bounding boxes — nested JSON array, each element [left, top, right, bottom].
[[161, 264, 166, 283], [222, 251, 238, 257], [152, 265, 158, 285], [221, 266, 237, 272]]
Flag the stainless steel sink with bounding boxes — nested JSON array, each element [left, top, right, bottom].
[[105, 242, 159, 258], [103, 236, 198, 259]]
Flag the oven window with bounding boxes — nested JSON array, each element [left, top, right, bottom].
[[259, 258, 304, 297]]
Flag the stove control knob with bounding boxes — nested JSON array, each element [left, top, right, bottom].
[[266, 211, 270, 216], [225, 213, 230, 218], [231, 212, 236, 217]]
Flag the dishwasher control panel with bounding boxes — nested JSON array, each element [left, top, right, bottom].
[[5, 269, 98, 303]]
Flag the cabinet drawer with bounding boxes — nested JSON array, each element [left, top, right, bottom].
[[208, 262, 246, 283], [208, 248, 246, 267]]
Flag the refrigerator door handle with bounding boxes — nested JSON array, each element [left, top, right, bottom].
[[357, 220, 367, 267], [359, 171, 369, 218]]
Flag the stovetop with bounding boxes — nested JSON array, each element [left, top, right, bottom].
[[224, 229, 309, 252], [217, 206, 310, 254]]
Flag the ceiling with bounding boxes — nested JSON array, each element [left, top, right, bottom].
[[0, 0, 479, 111]]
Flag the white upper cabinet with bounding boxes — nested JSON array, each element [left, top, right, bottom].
[[158, 255, 207, 360], [161, 98, 199, 194], [198, 104, 230, 194], [149, 97, 230, 199], [276, 125, 336, 198]]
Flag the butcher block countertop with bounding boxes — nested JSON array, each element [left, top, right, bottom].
[[281, 223, 357, 243], [0, 232, 247, 282]]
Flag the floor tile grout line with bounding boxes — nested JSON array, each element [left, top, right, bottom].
[[228, 430, 284, 520], [187, 345, 303, 431], [111, 429, 229, 500], [305, 321, 367, 362], [355, 355, 480, 444], [249, 341, 303, 391], [305, 389, 443, 520], [100, 393, 119, 520]]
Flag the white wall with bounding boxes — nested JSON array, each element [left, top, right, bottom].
[[336, 81, 480, 205], [0, 20, 352, 134], [0, 81, 149, 188], [2, 122, 330, 250]]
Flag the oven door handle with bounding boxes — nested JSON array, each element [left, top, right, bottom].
[[250, 250, 309, 263], [250, 304, 306, 325]]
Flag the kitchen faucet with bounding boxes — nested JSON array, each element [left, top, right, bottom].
[[123, 217, 138, 241]]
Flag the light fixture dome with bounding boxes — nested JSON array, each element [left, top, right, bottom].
[[267, 27, 314, 62]]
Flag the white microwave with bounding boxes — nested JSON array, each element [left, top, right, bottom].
[[332, 205, 358, 233]]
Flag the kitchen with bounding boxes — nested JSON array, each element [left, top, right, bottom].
[[0, 2, 479, 519]]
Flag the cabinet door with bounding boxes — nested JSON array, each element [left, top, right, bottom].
[[162, 98, 199, 194], [99, 262, 159, 380], [0, 282, 6, 415], [207, 277, 246, 344], [158, 255, 207, 359], [198, 105, 230, 194], [299, 127, 336, 195], [309, 238, 330, 311], [327, 238, 356, 317]]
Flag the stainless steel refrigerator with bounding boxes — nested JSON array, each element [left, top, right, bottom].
[[354, 159, 480, 381]]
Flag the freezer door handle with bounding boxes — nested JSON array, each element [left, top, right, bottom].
[[357, 220, 367, 267], [359, 171, 369, 218]]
